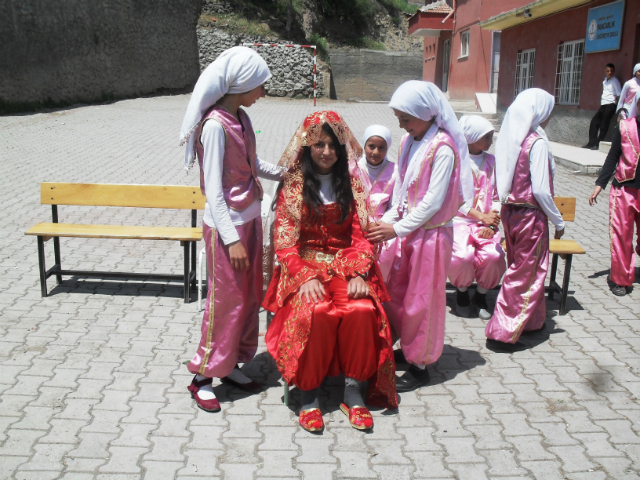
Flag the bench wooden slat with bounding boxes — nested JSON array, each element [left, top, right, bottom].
[[549, 239, 585, 255], [554, 196, 575, 222], [41, 183, 206, 210], [25, 223, 202, 242]]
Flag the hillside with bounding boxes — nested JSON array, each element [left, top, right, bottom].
[[199, 0, 423, 60]]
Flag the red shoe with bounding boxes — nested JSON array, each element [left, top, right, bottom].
[[299, 408, 324, 432], [340, 403, 373, 430], [188, 375, 221, 412]]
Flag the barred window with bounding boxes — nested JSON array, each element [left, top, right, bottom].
[[555, 40, 585, 106], [515, 49, 535, 96]]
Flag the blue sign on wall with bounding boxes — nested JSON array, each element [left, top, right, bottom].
[[585, 0, 625, 53]]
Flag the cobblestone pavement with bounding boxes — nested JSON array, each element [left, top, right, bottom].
[[1, 96, 639, 480]]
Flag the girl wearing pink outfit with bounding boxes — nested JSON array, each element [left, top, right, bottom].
[[449, 115, 506, 320], [616, 63, 640, 120], [485, 88, 565, 353], [367, 81, 474, 391], [590, 91, 640, 297], [180, 47, 285, 411], [358, 125, 397, 280]]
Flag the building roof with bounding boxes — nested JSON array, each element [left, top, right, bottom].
[[480, 0, 591, 31], [420, 1, 452, 15]]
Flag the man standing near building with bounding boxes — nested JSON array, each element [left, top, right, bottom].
[[583, 64, 621, 150]]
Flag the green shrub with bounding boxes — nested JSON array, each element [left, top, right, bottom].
[[309, 33, 330, 63]]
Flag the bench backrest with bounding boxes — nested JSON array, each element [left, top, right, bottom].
[[553, 197, 575, 223], [41, 183, 206, 210]]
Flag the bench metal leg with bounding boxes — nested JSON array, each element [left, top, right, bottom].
[[53, 237, 62, 284], [548, 253, 559, 300], [283, 381, 290, 407], [191, 241, 197, 291], [559, 254, 573, 316], [37, 236, 48, 297], [183, 241, 191, 303]]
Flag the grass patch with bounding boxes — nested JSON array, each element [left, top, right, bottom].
[[379, 0, 418, 15], [309, 33, 330, 63], [345, 37, 386, 50]]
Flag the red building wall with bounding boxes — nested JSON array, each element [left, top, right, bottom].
[[420, 0, 531, 100], [498, 0, 640, 110]]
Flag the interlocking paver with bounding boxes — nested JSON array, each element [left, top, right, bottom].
[[1, 96, 640, 479]]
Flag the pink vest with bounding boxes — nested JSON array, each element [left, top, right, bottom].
[[618, 117, 640, 183], [398, 130, 462, 229], [459, 153, 496, 218], [358, 158, 396, 220], [196, 105, 263, 211], [506, 131, 554, 211], [623, 79, 640, 106]]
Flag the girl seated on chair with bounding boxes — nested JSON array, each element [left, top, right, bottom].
[[263, 111, 397, 433]]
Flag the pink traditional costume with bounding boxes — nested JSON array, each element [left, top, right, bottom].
[[449, 115, 506, 319], [485, 88, 565, 352], [595, 91, 640, 295], [358, 125, 397, 279], [379, 81, 474, 390], [616, 64, 640, 120], [180, 47, 285, 411], [263, 111, 397, 432]]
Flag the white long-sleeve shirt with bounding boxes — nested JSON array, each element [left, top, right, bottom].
[[458, 152, 501, 217], [380, 126, 455, 237], [617, 78, 640, 112], [529, 140, 565, 231], [200, 119, 285, 245]]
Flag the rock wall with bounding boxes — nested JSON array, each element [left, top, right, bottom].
[[197, 28, 326, 99], [0, 0, 201, 110], [329, 49, 423, 102]]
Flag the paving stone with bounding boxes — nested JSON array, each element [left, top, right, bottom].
[[2, 96, 640, 479]]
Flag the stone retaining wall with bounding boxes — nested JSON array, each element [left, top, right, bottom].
[[0, 0, 201, 110], [329, 49, 422, 102], [197, 28, 326, 99]]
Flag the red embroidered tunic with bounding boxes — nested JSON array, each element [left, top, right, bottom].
[[263, 177, 397, 409]]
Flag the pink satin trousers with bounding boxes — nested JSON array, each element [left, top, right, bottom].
[[609, 185, 640, 287], [188, 219, 263, 378]]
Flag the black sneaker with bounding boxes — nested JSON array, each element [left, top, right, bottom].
[[589, 144, 600, 150], [456, 289, 471, 318], [581, 143, 593, 149], [473, 292, 491, 320], [611, 284, 627, 296]]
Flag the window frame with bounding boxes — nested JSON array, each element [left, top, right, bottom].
[[514, 48, 536, 96], [554, 39, 585, 106], [459, 30, 470, 59]]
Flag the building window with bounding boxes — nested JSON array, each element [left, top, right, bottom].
[[460, 30, 470, 58], [515, 48, 535, 96], [555, 39, 585, 106]]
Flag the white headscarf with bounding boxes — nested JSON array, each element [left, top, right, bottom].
[[495, 88, 555, 202], [388, 80, 474, 206], [634, 63, 640, 76], [629, 90, 640, 119], [180, 46, 271, 170], [362, 125, 392, 160], [459, 115, 495, 144]]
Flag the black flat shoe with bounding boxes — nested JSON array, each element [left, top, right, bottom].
[[521, 323, 546, 335], [486, 339, 528, 353], [393, 349, 407, 364], [395, 365, 430, 392]]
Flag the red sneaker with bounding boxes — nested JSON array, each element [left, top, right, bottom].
[[188, 375, 221, 412], [340, 403, 373, 430], [299, 408, 324, 432]]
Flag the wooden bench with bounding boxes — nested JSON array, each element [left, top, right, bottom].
[[25, 183, 205, 302], [547, 196, 586, 315]]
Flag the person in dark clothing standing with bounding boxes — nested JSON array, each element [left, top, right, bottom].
[[583, 64, 621, 150], [589, 92, 640, 296]]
